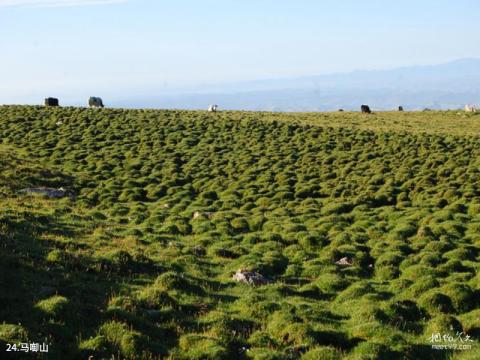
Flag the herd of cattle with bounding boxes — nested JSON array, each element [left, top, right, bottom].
[[45, 97, 104, 108], [43, 97, 478, 113]]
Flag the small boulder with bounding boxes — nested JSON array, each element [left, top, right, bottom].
[[232, 269, 270, 286], [192, 211, 214, 220], [335, 257, 353, 266], [18, 187, 68, 199]]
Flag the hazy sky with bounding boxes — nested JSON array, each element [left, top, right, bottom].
[[1, 0, 479, 104]]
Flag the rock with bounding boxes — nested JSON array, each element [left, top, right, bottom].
[[192, 211, 214, 220], [232, 269, 270, 286], [18, 187, 68, 199], [335, 257, 353, 266]]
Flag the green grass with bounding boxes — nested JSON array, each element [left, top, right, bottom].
[[0, 105, 479, 359]]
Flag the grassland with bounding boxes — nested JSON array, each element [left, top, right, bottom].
[[0, 105, 479, 359]]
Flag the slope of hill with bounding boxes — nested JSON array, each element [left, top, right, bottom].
[[0, 106, 479, 359], [112, 58, 480, 111]]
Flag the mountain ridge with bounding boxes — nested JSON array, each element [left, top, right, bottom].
[[86, 58, 480, 111]]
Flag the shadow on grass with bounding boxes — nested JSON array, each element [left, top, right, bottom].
[[0, 207, 174, 359]]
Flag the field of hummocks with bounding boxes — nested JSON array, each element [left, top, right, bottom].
[[1, 105, 480, 360]]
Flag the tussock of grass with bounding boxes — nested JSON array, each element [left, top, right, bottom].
[[35, 295, 69, 318]]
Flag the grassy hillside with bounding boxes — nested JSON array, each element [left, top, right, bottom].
[[0, 105, 479, 359]]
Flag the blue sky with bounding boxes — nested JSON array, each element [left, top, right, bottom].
[[1, 0, 479, 104]]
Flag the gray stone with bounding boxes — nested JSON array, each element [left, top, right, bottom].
[[232, 269, 270, 286], [335, 257, 353, 266], [18, 187, 68, 199]]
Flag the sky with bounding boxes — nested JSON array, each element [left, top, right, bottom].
[[1, 0, 480, 104]]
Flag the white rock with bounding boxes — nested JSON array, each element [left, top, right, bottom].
[[18, 187, 68, 199], [232, 269, 270, 286], [335, 257, 353, 266]]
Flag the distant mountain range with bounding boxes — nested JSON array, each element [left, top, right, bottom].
[[112, 58, 480, 111]]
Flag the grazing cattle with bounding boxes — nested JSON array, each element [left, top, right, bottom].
[[88, 97, 104, 108], [44, 97, 59, 107], [208, 104, 218, 112], [361, 105, 371, 114], [465, 105, 477, 113], [398, 106, 404, 112]]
